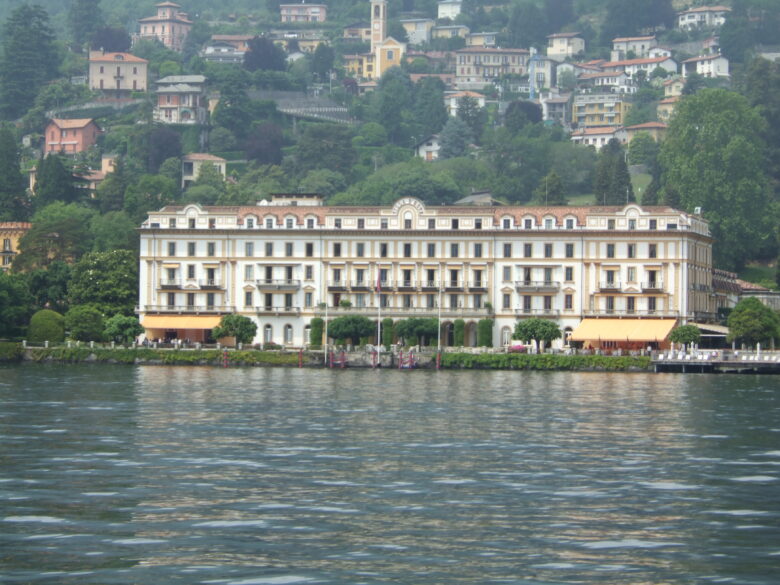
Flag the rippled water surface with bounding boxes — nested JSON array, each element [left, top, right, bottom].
[[1, 365, 779, 584]]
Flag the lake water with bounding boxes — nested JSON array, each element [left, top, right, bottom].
[[1, 364, 779, 584]]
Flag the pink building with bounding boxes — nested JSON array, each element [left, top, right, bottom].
[[280, 2, 327, 23], [137, 2, 192, 52], [89, 51, 148, 96], [44, 119, 101, 155]]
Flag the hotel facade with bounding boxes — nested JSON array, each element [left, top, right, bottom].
[[138, 196, 714, 349]]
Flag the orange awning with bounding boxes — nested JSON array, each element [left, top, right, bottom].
[[141, 315, 222, 330], [570, 318, 677, 342]]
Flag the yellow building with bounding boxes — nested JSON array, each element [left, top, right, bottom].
[[573, 93, 632, 128], [0, 222, 31, 272], [344, 0, 406, 81]]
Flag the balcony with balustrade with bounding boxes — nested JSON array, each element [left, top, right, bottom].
[[256, 278, 301, 291], [255, 305, 302, 316], [199, 278, 223, 290], [138, 304, 236, 314], [514, 280, 560, 293], [597, 280, 622, 292]]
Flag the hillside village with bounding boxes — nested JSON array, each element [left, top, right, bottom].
[[1, 0, 780, 349]]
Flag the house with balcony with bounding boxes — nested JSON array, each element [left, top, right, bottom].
[[546, 32, 585, 62], [0, 222, 31, 272], [280, 2, 327, 23], [466, 32, 498, 48], [572, 93, 632, 128], [455, 47, 529, 90], [601, 56, 678, 78], [437, 0, 462, 20], [570, 126, 627, 150], [154, 75, 208, 124], [44, 118, 101, 155], [136, 1, 191, 52], [138, 197, 713, 350], [89, 51, 148, 96], [400, 18, 435, 45], [677, 5, 731, 30], [414, 135, 441, 161], [611, 35, 658, 61]]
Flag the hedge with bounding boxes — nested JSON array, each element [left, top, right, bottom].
[[440, 352, 652, 371]]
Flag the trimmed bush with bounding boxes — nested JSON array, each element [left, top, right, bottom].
[[381, 317, 394, 347], [310, 317, 323, 347], [453, 319, 465, 346], [477, 319, 493, 347], [27, 310, 65, 343], [65, 305, 105, 342]]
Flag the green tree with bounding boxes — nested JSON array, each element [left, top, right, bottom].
[[25, 260, 71, 314], [381, 317, 394, 347], [124, 174, 179, 223], [628, 131, 659, 166], [64, 305, 105, 342], [68, 250, 138, 316], [244, 36, 286, 72], [453, 319, 465, 346], [0, 4, 61, 120], [212, 314, 258, 344], [245, 121, 284, 165], [742, 57, 780, 193], [104, 314, 144, 344], [669, 324, 701, 348], [507, 1, 548, 48], [594, 139, 633, 205], [477, 318, 493, 347], [513, 318, 561, 351], [394, 318, 438, 346], [373, 73, 413, 145], [0, 271, 33, 338], [505, 100, 542, 133], [35, 154, 81, 210], [68, 0, 104, 48], [0, 126, 28, 220], [659, 89, 774, 269], [456, 96, 486, 143], [600, 0, 675, 45], [91, 211, 138, 252], [311, 43, 334, 81], [534, 171, 566, 205], [91, 26, 131, 52], [212, 68, 253, 139], [413, 77, 448, 138], [309, 316, 324, 347], [296, 124, 356, 177], [298, 169, 346, 198], [147, 126, 182, 174], [96, 157, 130, 213], [328, 315, 376, 344], [438, 117, 473, 160], [27, 309, 64, 343], [726, 297, 780, 347], [15, 203, 95, 271]]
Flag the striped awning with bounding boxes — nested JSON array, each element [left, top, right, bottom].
[[570, 318, 677, 342], [141, 315, 222, 330]]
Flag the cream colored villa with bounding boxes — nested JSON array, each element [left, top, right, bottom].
[[137, 196, 714, 349]]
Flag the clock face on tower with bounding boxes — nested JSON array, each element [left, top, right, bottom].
[[373, 23, 379, 29]]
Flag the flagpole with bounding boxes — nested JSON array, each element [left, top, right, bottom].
[[376, 264, 381, 362], [437, 276, 442, 353]]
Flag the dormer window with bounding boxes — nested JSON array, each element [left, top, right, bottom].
[[334, 218, 342, 229], [544, 218, 553, 229], [266, 218, 274, 228], [524, 218, 533, 229], [246, 218, 254, 228], [286, 218, 294, 228], [565, 218, 574, 229]]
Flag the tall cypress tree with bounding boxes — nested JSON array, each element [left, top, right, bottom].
[[0, 5, 60, 120], [0, 127, 28, 220], [34, 154, 80, 210], [68, 0, 104, 48]]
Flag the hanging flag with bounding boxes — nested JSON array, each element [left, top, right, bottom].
[[376, 267, 381, 293]]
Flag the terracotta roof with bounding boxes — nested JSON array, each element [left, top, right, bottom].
[[626, 122, 668, 130], [547, 32, 581, 38], [89, 52, 148, 63], [456, 47, 529, 54], [182, 153, 227, 162], [659, 96, 680, 104], [448, 91, 485, 98], [679, 5, 731, 15], [578, 71, 626, 80], [603, 56, 674, 68], [612, 35, 656, 43], [682, 54, 726, 63], [212, 34, 254, 41], [571, 126, 623, 137], [736, 279, 770, 292], [0, 222, 32, 229], [48, 118, 96, 129]]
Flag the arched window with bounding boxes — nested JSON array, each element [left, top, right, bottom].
[[264, 324, 273, 343], [304, 325, 311, 344], [284, 324, 293, 344], [501, 326, 512, 346]]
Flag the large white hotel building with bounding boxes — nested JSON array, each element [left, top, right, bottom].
[[138, 195, 715, 349]]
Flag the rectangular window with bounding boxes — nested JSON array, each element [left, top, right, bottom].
[[428, 218, 436, 230], [648, 296, 657, 312], [380, 243, 388, 257], [245, 242, 254, 256], [627, 296, 635, 313], [502, 293, 511, 309], [403, 243, 412, 258], [524, 219, 533, 229], [503, 243, 512, 258], [334, 218, 342, 229], [305, 292, 313, 307], [357, 218, 365, 229], [452, 219, 459, 229], [627, 243, 636, 258], [606, 269, 616, 285], [544, 267, 553, 283], [246, 218, 254, 229], [187, 242, 195, 256], [284, 293, 293, 309], [649, 219, 657, 230], [381, 218, 388, 229], [524, 243, 532, 258], [474, 243, 483, 258], [544, 243, 553, 258], [334, 242, 342, 257], [189, 218, 196, 228], [244, 291, 253, 307], [606, 296, 615, 312], [649, 244, 657, 259], [523, 295, 532, 312], [208, 218, 216, 229], [286, 218, 293, 229], [565, 243, 574, 258], [307, 218, 315, 229], [305, 242, 314, 257], [544, 218, 553, 229], [404, 218, 412, 229], [333, 268, 341, 284], [544, 296, 552, 310], [187, 264, 195, 279], [503, 266, 511, 281], [606, 243, 615, 258], [627, 267, 636, 282], [450, 294, 459, 309], [167, 292, 176, 307], [356, 242, 365, 257], [266, 218, 274, 228], [475, 219, 482, 229], [244, 265, 254, 280], [565, 218, 574, 229], [167, 242, 176, 256], [565, 266, 573, 281], [503, 218, 511, 229], [285, 242, 293, 257], [564, 294, 573, 310], [628, 219, 637, 230], [168, 218, 176, 228], [427, 243, 436, 257], [450, 243, 459, 258], [305, 265, 313, 280], [608, 219, 615, 230], [265, 242, 273, 256]]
